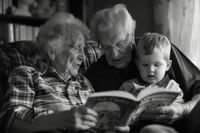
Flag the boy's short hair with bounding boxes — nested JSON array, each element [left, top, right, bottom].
[[136, 32, 171, 61]]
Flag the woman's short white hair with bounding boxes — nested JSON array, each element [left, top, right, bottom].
[[37, 12, 90, 55], [90, 4, 136, 44]]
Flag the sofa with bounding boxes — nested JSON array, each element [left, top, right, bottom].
[[1, 39, 200, 133]]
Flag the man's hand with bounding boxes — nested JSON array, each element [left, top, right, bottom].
[[156, 102, 186, 123], [140, 102, 187, 124]]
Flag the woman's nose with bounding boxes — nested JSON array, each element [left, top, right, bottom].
[[77, 54, 84, 62], [77, 50, 86, 62]]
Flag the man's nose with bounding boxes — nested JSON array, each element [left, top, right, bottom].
[[111, 47, 120, 58]]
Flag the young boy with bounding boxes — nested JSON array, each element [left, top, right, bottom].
[[119, 33, 184, 123]]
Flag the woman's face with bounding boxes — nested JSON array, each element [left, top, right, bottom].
[[99, 31, 132, 69], [54, 33, 86, 77]]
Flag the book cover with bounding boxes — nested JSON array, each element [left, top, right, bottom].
[[85, 90, 179, 131]]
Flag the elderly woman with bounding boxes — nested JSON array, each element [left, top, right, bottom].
[[85, 3, 200, 133], [0, 12, 131, 133], [0, 13, 98, 133]]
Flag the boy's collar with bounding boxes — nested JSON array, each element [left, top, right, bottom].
[[136, 74, 170, 87]]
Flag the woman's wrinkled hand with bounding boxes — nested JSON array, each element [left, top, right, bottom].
[[57, 106, 98, 131], [140, 102, 187, 124]]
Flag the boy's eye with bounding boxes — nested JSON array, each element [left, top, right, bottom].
[[142, 64, 148, 67], [154, 63, 162, 67]]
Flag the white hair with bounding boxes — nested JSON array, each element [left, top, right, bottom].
[[37, 12, 90, 56], [90, 4, 136, 44]]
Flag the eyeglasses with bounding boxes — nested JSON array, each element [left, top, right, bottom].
[[65, 44, 85, 53], [101, 34, 130, 51], [67, 45, 82, 51]]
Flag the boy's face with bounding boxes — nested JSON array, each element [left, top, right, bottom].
[[136, 49, 171, 84]]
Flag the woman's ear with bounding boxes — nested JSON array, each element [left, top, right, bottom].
[[48, 48, 55, 60], [166, 60, 172, 71]]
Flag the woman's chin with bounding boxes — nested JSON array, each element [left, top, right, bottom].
[[70, 69, 79, 76]]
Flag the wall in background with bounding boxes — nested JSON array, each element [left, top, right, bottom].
[[0, 0, 154, 43]]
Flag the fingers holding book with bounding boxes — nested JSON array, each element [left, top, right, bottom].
[[138, 105, 178, 124]]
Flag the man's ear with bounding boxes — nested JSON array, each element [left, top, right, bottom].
[[48, 49, 55, 60], [166, 60, 172, 71]]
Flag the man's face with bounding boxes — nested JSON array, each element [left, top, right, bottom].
[[99, 32, 132, 69]]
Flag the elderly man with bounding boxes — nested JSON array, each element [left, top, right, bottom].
[[85, 3, 200, 133]]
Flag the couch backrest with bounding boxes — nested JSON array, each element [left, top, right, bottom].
[[0, 41, 35, 106]]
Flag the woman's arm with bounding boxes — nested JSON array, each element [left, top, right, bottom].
[[8, 107, 98, 133], [2, 66, 98, 132]]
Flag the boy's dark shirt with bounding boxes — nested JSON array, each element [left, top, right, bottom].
[[84, 43, 200, 102]]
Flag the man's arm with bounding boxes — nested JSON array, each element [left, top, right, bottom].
[[184, 94, 200, 114], [170, 44, 200, 101]]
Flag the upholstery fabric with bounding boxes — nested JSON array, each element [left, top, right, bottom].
[[81, 41, 103, 73], [0, 41, 33, 107]]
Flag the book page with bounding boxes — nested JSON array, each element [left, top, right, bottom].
[[85, 91, 140, 131], [137, 88, 179, 100], [89, 90, 138, 101]]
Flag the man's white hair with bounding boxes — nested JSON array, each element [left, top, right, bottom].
[[90, 4, 136, 44]]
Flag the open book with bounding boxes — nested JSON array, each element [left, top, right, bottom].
[[85, 89, 179, 131]]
